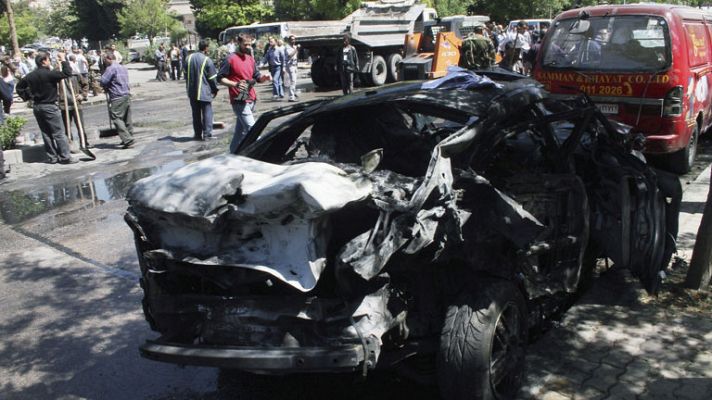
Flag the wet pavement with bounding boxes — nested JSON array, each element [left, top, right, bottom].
[[1, 63, 711, 399]]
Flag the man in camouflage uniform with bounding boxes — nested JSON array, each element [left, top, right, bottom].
[[459, 25, 496, 70]]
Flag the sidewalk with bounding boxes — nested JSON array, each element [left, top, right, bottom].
[[520, 165, 712, 399], [11, 63, 165, 117]]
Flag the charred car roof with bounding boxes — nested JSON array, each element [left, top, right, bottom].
[[237, 70, 546, 153]]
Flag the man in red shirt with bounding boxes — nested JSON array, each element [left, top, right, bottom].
[[218, 33, 271, 153]]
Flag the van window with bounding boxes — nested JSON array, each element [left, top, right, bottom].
[[684, 23, 711, 67], [541, 16, 670, 71]]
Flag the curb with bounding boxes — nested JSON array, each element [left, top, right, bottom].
[[677, 163, 711, 256]]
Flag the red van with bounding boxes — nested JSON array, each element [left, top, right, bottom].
[[534, 4, 712, 173]]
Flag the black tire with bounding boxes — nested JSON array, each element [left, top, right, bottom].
[[359, 72, 372, 87], [437, 281, 527, 400], [386, 53, 402, 82], [664, 125, 698, 174], [311, 58, 328, 87], [370, 55, 388, 86]]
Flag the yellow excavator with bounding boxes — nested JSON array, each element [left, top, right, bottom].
[[400, 15, 497, 80]]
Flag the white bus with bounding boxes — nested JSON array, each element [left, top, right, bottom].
[[219, 22, 291, 59]]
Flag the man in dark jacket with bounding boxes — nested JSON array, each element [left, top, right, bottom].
[[0, 71, 11, 177], [0, 75, 12, 124], [337, 34, 358, 95], [16, 51, 77, 164], [184, 40, 219, 140]]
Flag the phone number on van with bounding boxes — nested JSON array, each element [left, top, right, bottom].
[[578, 83, 633, 97]]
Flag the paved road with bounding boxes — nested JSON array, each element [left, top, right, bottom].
[[0, 63, 710, 400]]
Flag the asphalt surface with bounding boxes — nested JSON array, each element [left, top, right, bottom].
[[0, 63, 710, 400]]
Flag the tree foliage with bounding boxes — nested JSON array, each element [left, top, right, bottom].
[[73, 0, 124, 41], [190, 0, 274, 39], [44, 0, 81, 40], [0, 1, 42, 48], [117, 0, 181, 44], [273, 0, 361, 20]]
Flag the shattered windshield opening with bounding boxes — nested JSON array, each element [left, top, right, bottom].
[[542, 15, 670, 71], [262, 102, 470, 177]]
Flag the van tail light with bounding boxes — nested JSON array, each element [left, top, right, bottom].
[[663, 86, 684, 117]]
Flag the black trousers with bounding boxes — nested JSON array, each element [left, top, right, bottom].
[[170, 60, 181, 80], [33, 103, 72, 162]]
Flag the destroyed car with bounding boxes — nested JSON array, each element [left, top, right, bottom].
[[125, 68, 680, 400]]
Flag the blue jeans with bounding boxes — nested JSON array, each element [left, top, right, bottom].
[[270, 66, 284, 97], [189, 98, 213, 139], [230, 101, 255, 153]]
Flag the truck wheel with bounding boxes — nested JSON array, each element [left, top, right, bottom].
[[665, 125, 698, 174], [370, 55, 388, 86], [387, 53, 402, 82], [311, 58, 328, 87], [437, 281, 527, 400], [358, 72, 372, 87]]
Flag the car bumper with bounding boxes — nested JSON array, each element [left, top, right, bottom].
[[140, 340, 374, 373]]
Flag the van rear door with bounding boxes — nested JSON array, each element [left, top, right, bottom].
[[536, 16, 671, 127]]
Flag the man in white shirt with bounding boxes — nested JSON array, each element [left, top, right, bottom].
[[284, 35, 300, 101], [499, 21, 532, 74], [73, 47, 90, 100], [110, 43, 123, 64], [226, 37, 236, 54]]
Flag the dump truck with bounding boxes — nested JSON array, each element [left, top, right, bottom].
[[399, 15, 491, 81], [301, 0, 437, 87]]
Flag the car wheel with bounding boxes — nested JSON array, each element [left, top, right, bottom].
[[370, 55, 388, 86], [437, 280, 527, 400], [386, 53, 402, 82], [665, 125, 698, 174]]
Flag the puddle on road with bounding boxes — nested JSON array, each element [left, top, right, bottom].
[[0, 160, 185, 225]]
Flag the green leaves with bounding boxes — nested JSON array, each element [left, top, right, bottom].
[[190, 0, 274, 39], [0, 1, 42, 48], [0, 116, 27, 151], [117, 0, 181, 44]]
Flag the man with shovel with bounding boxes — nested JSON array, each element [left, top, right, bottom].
[[16, 51, 77, 164], [100, 52, 135, 148]]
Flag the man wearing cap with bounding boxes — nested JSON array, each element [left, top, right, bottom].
[[459, 25, 495, 70], [184, 40, 219, 140]]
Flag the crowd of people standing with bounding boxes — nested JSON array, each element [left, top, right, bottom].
[[7, 43, 136, 165], [461, 20, 549, 74]]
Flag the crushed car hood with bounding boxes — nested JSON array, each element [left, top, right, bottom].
[[126, 155, 372, 291], [127, 155, 372, 219]]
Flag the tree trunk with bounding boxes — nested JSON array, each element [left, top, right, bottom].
[[685, 166, 712, 290], [4, 0, 20, 59]]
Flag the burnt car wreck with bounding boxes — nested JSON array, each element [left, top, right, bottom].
[[125, 69, 680, 400]]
